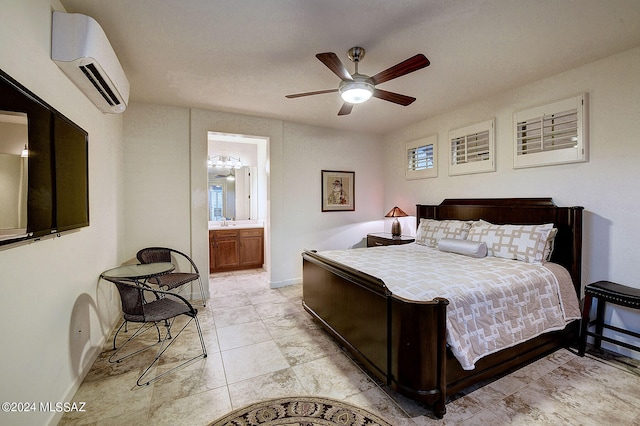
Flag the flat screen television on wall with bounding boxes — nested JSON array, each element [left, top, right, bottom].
[[0, 69, 89, 247]]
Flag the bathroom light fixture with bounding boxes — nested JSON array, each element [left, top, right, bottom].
[[20, 144, 28, 157], [385, 206, 409, 237], [339, 76, 374, 104], [208, 155, 242, 169]]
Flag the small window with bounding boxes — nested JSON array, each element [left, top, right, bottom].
[[448, 119, 495, 176], [514, 94, 587, 168], [406, 135, 437, 180], [209, 184, 224, 220]]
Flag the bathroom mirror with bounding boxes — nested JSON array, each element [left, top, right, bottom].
[[208, 166, 257, 221]]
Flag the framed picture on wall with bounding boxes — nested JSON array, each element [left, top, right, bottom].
[[321, 170, 355, 212]]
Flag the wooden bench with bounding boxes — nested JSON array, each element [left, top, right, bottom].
[[578, 280, 640, 356]]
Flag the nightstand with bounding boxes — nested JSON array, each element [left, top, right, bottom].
[[367, 232, 415, 247]]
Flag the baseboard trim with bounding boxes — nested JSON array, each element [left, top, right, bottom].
[[45, 316, 120, 426], [269, 277, 302, 288]]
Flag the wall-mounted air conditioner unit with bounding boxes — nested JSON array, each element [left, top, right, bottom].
[[51, 11, 130, 114]]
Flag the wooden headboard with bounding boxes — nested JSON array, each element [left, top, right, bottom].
[[416, 198, 584, 296]]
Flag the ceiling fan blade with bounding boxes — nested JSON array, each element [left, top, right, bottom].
[[373, 88, 416, 106], [337, 103, 353, 116], [316, 52, 353, 81], [371, 54, 430, 85], [285, 89, 338, 99]]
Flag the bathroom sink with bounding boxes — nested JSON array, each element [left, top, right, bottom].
[[208, 220, 263, 230]]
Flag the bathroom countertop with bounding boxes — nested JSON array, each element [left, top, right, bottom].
[[208, 221, 264, 230]]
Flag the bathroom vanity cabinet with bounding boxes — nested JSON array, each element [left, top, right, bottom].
[[209, 227, 264, 272]]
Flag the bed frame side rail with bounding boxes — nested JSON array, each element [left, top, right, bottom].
[[301, 250, 391, 382]]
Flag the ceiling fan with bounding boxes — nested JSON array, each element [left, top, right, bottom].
[[285, 47, 430, 116]]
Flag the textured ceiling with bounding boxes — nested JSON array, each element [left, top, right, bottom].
[[60, 0, 640, 135]]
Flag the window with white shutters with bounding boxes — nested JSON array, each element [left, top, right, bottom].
[[514, 94, 587, 168], [406, 135, 437, 180], [448, 119, 495, 176]]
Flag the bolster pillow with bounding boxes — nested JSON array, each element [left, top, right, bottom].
[[438, 238, 487, 258]]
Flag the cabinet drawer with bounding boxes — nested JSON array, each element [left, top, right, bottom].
[[240, 228, 263, 238], [367, 236, 386, 247], [367, 233, 415, 247], [214, 229, 239, 238]]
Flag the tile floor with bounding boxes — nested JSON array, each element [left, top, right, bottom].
[[60, 269, 640, 425]]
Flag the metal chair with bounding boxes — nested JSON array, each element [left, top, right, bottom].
[[106, 278, 208, 386], [136, 247, 206, 306]]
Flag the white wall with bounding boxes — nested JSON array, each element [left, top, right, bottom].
[[277, 122, 385, 284], [0, 1, 124, 425], [121, 104, 192, 263], [123, 107, 384, 289], [383, 47, 640, 358]]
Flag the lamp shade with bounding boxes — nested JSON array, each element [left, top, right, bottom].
[[385, 206, 408, 237], [385, 206, 408, 218]]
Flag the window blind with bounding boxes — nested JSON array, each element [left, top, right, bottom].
[[448, 119, 495, 176], [451, 130, 490, 165], [408, 144, 434, 171], [405, 135, 437, 180], [516, 109, 578, 155], [513, 94, 586, 169]]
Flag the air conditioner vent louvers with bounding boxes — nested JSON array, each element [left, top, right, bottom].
[[51, 11, 129, 114], [79, 64, 120, 107]]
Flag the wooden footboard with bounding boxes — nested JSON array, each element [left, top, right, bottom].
[[302, 250, 450, 417], [388, 294, 449, 416]]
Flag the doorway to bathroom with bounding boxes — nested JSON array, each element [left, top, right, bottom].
[[207, 131, 269, 272]]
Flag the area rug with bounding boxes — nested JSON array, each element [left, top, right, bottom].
[[210, 396, 392, 426]]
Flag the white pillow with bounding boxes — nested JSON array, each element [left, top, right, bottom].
[[438, 238, 487, 258]]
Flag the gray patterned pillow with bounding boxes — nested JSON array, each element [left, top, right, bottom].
[[543, 227, 558, 261], [466, 221, 554, 263], [415, 219, 472, 248]]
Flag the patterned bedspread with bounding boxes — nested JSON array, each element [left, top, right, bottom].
[[315, 243, 581, 370]]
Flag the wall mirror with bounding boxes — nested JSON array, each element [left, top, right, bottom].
[[207, 163, 257, 221]]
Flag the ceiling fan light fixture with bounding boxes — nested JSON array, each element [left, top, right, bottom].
[[339, 79, 374, 104]]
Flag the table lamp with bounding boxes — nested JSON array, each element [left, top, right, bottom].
[[385, 206, 408, 237]]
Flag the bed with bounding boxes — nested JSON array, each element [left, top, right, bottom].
[[301, 198, 583, 418]]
